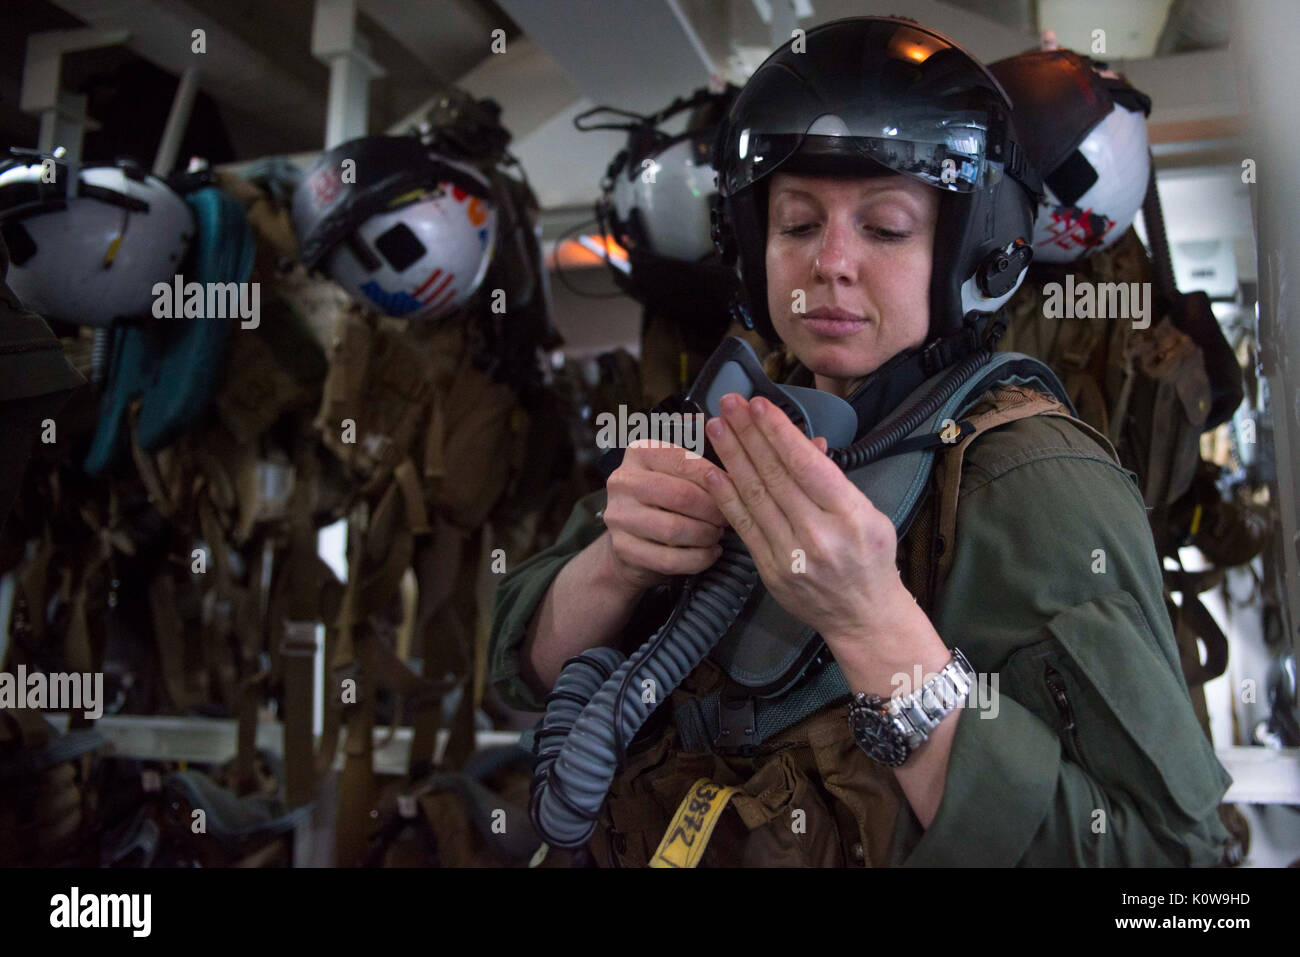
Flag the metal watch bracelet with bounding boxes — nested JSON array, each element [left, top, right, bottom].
[[891, 648, 975, 748]]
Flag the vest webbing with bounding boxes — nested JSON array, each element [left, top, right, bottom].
[[672, 380, 1081, 754]]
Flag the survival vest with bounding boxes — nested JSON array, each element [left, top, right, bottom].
[[581, 352, 1099, 867]]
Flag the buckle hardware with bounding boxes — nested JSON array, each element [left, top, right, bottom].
[[715, 690, 758, 755]]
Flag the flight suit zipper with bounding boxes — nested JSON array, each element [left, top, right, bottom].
[[1044, 664, 1084, 761]]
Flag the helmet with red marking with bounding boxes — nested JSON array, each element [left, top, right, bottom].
[[988, 50, 1152, 264]]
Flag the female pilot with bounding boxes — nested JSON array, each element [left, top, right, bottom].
[[490, 16, 1232, 867]]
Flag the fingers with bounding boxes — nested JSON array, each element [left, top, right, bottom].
[[631, 439, 719, 490], [707, 394, 812, 537], [702, 466, 776, 572], [603, 497, 725, 549], [610, 451, 725, 526], [608, 529, 722, 579], [603, 443, 728, 586], [745, 396, 848, 512]]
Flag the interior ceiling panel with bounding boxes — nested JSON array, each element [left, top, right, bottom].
[[50, 0, 326, 151], [497, 0, 715, 116], [1036, 0, 1176, 60]]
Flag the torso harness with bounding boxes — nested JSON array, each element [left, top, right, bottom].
[[530, 335, 1076, 849]]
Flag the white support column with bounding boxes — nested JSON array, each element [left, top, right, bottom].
[[768, 0, 796, 49], [152, 66, 202, 178], [311, 0, 386, 150], [751, 0, 812, 50], [21, 28, 129, 165]]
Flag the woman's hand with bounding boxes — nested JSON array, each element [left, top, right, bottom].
[[702, 393, 912, 644], [602, 439, 729, 594]]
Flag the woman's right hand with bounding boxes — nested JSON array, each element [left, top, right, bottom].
[[601, 439, 729, 593]]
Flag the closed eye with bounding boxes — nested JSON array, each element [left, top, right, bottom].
[[780, 223, 911, 241]]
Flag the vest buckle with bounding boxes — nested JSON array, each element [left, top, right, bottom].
[[715, 687, 758, 756]]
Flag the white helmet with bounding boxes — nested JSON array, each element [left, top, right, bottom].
[[292, 136, 498, 321], [577, 86, 738, 315], [989, 50, 1152, 264], [610, 135, 717, 262], [1030, 101, 1149, 264], [0, 159, 194, 327]]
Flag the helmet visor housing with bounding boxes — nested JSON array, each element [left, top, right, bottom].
[[716, 20, 1014, 199]]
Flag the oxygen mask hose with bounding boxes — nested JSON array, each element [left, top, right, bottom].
[[530, 338, 994, 849]]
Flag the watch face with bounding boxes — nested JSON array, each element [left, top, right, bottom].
[[851, 699, 911, 767]]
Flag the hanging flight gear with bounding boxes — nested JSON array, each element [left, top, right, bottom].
[[987, 50, 1152, 264], [577, 85, 740, 319], [365, 744, 565, 867], [0, 708, 101, 866], [578, 85, 766, 406], [0, 154, 194, 329], [84, 185, 255, 475], [286, 108, 563, 862], [1, 77, 568, 866], [0, 233, 86, 530], [291, 136, 498, 322]]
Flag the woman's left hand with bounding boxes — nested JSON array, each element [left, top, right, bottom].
[[702, 393, 913, 645]]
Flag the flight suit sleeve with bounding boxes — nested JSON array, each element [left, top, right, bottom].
[[489, 488, 608, 712], [900, 418, 1233, 866]]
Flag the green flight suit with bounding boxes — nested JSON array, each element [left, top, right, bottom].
[[489, 383, 1233, 866]]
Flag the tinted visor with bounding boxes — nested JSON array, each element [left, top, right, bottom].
[[717, 20, 1013, 196]]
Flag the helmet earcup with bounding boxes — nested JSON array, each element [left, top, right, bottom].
[[929, 169, 1036, 340], [716, 184, 778, 341]]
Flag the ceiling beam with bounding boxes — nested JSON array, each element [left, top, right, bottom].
[[496, 0, 716, 116], [357, 0, 499, 83], [51, 0, 324, 146]]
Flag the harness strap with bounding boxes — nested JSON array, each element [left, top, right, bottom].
[[934, 387, 1111, 588], [676, 384, 1107, 755], [677, 655, 850, 753], [648, 778, 742, 868]]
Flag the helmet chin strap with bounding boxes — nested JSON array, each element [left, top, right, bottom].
[[836, 302, 1009, 438]]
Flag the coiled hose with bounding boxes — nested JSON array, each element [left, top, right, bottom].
[[530, 347, 994, 849]]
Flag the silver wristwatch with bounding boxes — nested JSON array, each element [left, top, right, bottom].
[[848, 649, 975, 767]]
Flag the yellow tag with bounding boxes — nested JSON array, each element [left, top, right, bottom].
[[102, 235, 123, 268], [1190, 503, 1203, 536], [386, 188, 429, 209], [649, 778, 740, 868]]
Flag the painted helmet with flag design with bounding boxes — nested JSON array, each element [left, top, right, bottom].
[[0, 155, 194, 327], [291, 135, 498, 320]]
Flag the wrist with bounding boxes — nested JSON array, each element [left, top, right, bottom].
[[594, 530, 657, 602], [824, 594, 950, 698], [822, 576, 924, 649]]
